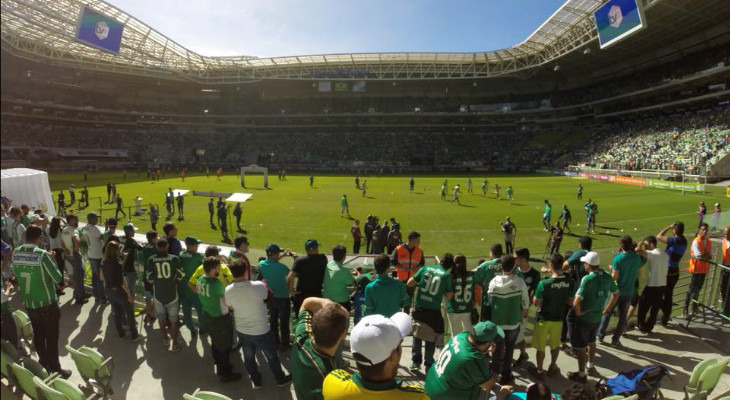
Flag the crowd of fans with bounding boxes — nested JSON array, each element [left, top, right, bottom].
[[1, 189, 728, 399], [578, 107, 729, 174]]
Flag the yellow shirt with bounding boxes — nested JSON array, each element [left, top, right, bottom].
[[188, 263, 233, 287], [323, 370, 429, 400]]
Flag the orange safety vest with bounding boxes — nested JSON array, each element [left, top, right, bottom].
[[722, 238, 729, 266], [394, 245, 423, 282], [689, 237, 711, 274]]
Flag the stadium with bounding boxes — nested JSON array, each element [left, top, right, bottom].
[[0, 0, 729, 398]]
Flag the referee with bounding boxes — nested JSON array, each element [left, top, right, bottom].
[[11, 226, 71, 378]]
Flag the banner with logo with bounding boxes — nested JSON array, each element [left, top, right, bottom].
[[615, 176, 647, 186], [647, 179, 704, 192]]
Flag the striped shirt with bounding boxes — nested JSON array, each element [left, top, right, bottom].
[[11, 244, 62, 309]]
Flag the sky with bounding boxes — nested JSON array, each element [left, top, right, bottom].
[[111, 0, 566, 58]]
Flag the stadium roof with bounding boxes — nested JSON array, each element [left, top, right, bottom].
[[1, 0, 728, 82]]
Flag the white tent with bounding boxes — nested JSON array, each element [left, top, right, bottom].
[[1, 168, 56, 215]]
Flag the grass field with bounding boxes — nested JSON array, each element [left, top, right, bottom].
[[48, 171, 725, 268]]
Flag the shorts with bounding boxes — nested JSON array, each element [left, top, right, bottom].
[[532, 320, 562, 350], [542, 214, 550, 221], [571, 318, 599, 350], [154, 299, 180, 323]]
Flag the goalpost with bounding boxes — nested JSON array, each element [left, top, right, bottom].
[[240, 164, 269, 189]]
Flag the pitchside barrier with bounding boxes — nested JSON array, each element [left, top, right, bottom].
[[566, 166, 707, 193]]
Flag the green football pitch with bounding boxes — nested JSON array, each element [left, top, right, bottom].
[[48, 171, 725, 268]]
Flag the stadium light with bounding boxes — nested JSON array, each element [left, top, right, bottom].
[[473, 82, 478, 87], [553, 65, 561, 72], [583, 48, 591, 55]]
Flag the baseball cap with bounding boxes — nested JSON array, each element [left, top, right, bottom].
[[123, 223, 136, 232], [185, 236, 202, 246], [305, 239, 320, 251], [86, 212, 98, 219], [350, 312, 411, 365], [473, 321, 504, 342], [580, 251, 600, 266], [266, 244, 283, 255]]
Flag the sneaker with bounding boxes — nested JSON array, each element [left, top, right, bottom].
[[163, 337, 171, 348], [170, 342, 182, 353], [597, 336, 606, 344], [513, 352, 529, 367], [568, 371, 587, 383], [609, 339, 621, 347], [547, 364, 560, 377], [528, 366, 545, 380], [220, 372, 242, 383], [277, 374, 293, 387], [132, 334, 146, 342], [587, 363, 597, 375], [252, 381, 264, 390], [498, 374, 515, 386], [74, 297, 89, 305], [409, 363, 420, 372]]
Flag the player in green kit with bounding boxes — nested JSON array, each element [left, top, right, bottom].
[[179, 236, 205, 336], [529, 253, 574, 379], [424, 321, 502, 400], [506, 186, 513, 202], [194, 257, 241, 382], [407, 254, 454, 372], [440, 183, 447, 200], [481, 178, 488, 196], [340, 195, 350, 217], [542, 199, 552, 231], [145, 238, 184, 352]]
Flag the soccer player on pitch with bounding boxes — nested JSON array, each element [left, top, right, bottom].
[[467, 178, 473, 195], [542, 200, 552, 231], [481, 178, 488, 196]]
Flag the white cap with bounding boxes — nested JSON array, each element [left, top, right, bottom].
[[580, 251, 600, 266], [350, 312, 411, 365]]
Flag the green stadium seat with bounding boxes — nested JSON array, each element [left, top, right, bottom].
[[0, 338, 20, 379], [51, 378, 96, 400], [12, 310, 34, 350], [9, 362, 45, 400], [34, 375, 69, 400], [684, 357, 728, 399], [21, 358, 50, 380], [65, 345, 113, 399], [183, 389, 233, 400]]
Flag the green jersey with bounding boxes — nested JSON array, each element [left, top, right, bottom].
[[341, 196, 348, 207], [575, 269, 618, 324], [291, 311, 337, 400], [137, 244, 157, 270], [196, 276, 227, 317], [447, 271, 475, 313], [534, 274, 575, 321], [544, 203, 552, 217], [474, 258, 501, 306], [178, 251, 204, 290], [506, 187, 513, 196], [515, 266, 541, 298], [413, 265, 453, 310], [424, 332, 491, 400], [11, 244, 62, 309], [612, 252, 644, 296], [145, 252, 183, 304]]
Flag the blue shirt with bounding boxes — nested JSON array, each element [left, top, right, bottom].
[[259, 259, 291, 299], [665, 236, 687, 271], [168, 237, 182, 256]]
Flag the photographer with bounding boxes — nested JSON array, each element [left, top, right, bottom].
[[259, 244, 298, 350], [500, 217, 516, 254], [549, 221, 563, 256]]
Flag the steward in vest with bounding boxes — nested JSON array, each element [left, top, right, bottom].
[[391, 231, 425, 314], [719, 226, 729, 316], [684, 223, 712, 318]]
